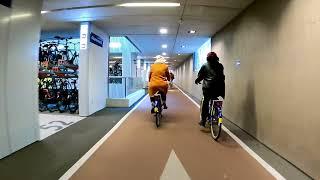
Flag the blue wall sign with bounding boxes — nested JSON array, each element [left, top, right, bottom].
[[90, 32, 103, 47]]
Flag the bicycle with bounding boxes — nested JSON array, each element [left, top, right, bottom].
[[38, 36, 80, 114], [56, 77, 70, 113], [67, 79, 79, 114], [151, 91, 163, 128], [200, 97, 224, 141], [53, 36, 79, 72]]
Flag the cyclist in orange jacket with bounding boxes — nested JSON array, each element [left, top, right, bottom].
[[148, 56, 171, 112]]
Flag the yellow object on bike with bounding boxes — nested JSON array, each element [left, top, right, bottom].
[[218, 118, 223, 124]]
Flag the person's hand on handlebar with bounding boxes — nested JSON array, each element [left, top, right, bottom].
[[195, 78, 201, 85]]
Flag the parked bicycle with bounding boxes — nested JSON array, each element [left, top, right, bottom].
[[38, 75, 78, 114], [38, 35, 79, 114], [39, 36, 79, 70]]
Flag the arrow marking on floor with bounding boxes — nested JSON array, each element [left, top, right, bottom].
[[160, 150, 191, 180]]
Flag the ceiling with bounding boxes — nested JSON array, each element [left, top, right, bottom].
[[42, 0, 254, 67]]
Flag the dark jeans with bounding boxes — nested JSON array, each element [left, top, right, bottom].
[[201, 89, 218, 123], [150, 91, 166, 104]]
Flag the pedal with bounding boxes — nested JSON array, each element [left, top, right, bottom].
[[205, 121, 210, 128]]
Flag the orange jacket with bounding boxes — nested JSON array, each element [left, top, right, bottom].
[[148, 63, 170, 95]]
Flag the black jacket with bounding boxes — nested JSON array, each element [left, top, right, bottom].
[[196, 62, 225, 98]]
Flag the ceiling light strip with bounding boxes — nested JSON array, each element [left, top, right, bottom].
[[42, 2, 180, 13]]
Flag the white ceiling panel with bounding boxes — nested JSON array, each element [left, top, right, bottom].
[[42, 0, 255, 67], [41, 19, 79, 32], [103, 25, 178, 36], [96, 15, 180, 27], [174, 35, 211, 53], [43, 6, 182, 22], [183, 5, 241, 19], [128, 35, 176, 55], [187, 0, 254, 8], [95, 15, 180, 36], [177, 22, 220, 36]]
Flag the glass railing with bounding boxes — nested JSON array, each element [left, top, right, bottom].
[[108, 76, 145, 98]]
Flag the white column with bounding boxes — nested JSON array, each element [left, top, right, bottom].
[[0, 4, 11, 159], [130, 53, 139, 77], [79, 22, 90, 116], [79, 22, 109, 116], [136, 58, 141, 77], [146, 63, 151, 82], [0, 0, 43, 158]]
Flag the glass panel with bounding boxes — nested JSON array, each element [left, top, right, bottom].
[[108, 77, 125, 98], [108, 77, 144, 99], [193, 38, 211, 72], [108, 36, 144, 99], [109, 53, 122, 76], [126, 77, 144, 96]]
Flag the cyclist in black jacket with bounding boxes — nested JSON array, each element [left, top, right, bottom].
[[195, 52, 225, 127]]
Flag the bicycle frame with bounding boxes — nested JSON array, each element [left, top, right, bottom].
[[208, 100, 223, 125], [152, 92, 163, 128], [153, 93, 163, 113]]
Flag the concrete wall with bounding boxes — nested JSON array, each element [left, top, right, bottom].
[[0, 4, 11, 159], [174, 55, 202, 100], [79, 23, 109, 116], [0, 0, 42, 158], [175, 0, 320, 178]]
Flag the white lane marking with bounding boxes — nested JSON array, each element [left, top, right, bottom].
[[175, 86, 286, 180], [160, 150, 191, 180], [59, 95, 148, 180]]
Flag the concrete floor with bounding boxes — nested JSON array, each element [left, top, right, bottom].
[[68, 89, 276, 180], [0, 89, 311, 180], [0, 106, 135, 180]]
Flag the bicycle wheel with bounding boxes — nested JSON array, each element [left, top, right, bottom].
[[39, 102, 47, 112], [58, 101, 67, 113], [69, 103, 78, 114], [200, 97, 204, 122], [155, 112, 161, 128], [210, 117, 222, 140]]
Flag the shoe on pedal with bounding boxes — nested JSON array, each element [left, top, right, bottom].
[[198, 121, 206, 127], [151, 102, 156, 114], [163, 103, 168, 109]]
